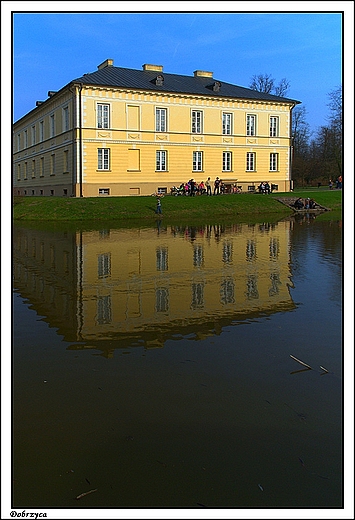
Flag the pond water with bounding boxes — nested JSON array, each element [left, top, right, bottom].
[[11, 215, 343, 512]]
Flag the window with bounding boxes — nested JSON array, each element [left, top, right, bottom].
[[156, 288, 169, 313], [270, 116, 279, 137], [31, 126, 36, 145], [246, 152, 255, 171], [99, 188, 110, 195], [50, 114, 55, 137], [64, 150, 69, 172], [191, 110, 202, 133], [98, 148, 110, 170], [32, 160, 36, 178], [40, 157, 44, 177], [246, 275, 259, 299], [156, 108, 167, 132], [270, 153, 278, 171], [98, 253, 111, 278], [222, 113, 232, 135], [17, 164, 21, 180], [220, 278, 235, 305], [193, 245, 204, 267], [39, 121, 44, 142], [223, 151, 232, 171], [24, 162, 28, 180], [97, 104, 109, 129], [191, 282, 204, 309], [50, 154, 55, 175], [156, 247, 168, 271], [193, 151, 203, 171], [156, 150, 167, 171], [63, 106, 69, 131], [97, 295, 112, 324], [24, 130, 28, 148], [246, 114, 256, 136]]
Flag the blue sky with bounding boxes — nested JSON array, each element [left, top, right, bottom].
[[10, 7, 345, 134]]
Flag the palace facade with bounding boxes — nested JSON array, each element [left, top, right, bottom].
[[13, 59, 300, 197]]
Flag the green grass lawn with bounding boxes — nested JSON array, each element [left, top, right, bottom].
[[13, 188, 342, 224]]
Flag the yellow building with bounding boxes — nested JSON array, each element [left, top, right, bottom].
[[13, 59, 300, 197]]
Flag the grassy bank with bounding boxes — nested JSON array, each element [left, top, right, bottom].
[[13, 188, 342, 223]]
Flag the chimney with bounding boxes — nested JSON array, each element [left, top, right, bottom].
[[194, 70, 213, 78], [97, 59, 114, 70], [142, 64, 163, 72]]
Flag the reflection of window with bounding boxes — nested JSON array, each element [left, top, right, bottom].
[[246, 239, 256, 261], [246, 275, 259, 299], [156, 287, 169, 312], [191, 282, 204, 309], [156, 247, 168, 271], [97, 295, 112, 324], [269, 237, 279, 259], [193, 245, 204, 267], [220, 277, 235, 304], [222, 242, 233, 264], [98, 253, 111, 278], [269, 272, 281, 296]]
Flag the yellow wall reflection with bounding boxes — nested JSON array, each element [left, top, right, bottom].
[[14, 222, 295, 356]]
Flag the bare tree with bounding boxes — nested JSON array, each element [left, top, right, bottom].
[[249, 74, 290, 97]]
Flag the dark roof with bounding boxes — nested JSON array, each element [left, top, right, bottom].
[[72, 65, 300, 104]]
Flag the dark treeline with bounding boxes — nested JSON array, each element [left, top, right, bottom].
[[291, 86, 342, 187], [249, 75, 343, 188]]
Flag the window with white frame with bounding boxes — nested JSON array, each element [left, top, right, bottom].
[[191, 110, 203, 133], [97, 104, 110, 129], [193, 151, 203, 171], [50, 114, 55, 137], [63, 106, 69, 132], [222, 113, 232, 135], [156, 108, 167, 132], [270, 153, 278, 171], [98, 148, 110, 170], [31, 126, 36, 145], [223, 151, 232, 171], [39, 121, 44, 142], [270, 116, 279, 137], [156, 150, 167, 171], [246, 114, 256, 136], [246, 152, 255, 171]]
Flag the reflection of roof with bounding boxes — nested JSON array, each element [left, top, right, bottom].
[[72, 65, 300, 104]]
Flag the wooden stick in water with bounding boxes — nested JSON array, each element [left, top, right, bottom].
[[319, 366, 329, 373], [76, 488, 98, 500], [290, 355, 312, 370]]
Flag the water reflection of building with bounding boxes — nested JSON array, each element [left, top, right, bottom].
[[13, 222, 295, 357]]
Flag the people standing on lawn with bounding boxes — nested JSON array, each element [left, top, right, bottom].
[[205, 177, 212, 196], [213, 177, 220, 195]]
